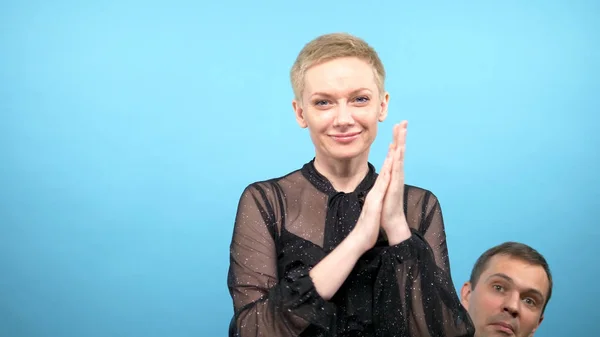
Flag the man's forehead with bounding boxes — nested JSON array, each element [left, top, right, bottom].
[[480, 255, 550, 294]]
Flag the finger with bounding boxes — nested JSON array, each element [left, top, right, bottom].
[[393, 140, 403, 175], [391, 123, 399, 149], [378, 146, 394, 186], [397, 120, 407, 146], [398, 123, 406, 162], [369, 147, 393, 199], [382, 142, 394, 169], [391, 134, 404, 190], [394, 122, 407, 166], [389, 123, 406, 196]]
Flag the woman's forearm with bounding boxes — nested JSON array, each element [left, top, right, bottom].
[[309, 232, 365, 301]]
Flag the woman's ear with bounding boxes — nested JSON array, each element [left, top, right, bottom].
[[293, 99, 308, 128], [378, 92, 390, 122]]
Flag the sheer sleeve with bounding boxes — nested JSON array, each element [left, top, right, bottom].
[[372, 189, 475, 337], [227, 183, 336, 337]]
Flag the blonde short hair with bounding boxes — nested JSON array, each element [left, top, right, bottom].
[[290, 32, 386, 102]]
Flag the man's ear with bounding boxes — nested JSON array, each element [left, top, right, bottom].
[[292, 99, 307, 128], [460, 282, 472, 309], [378, 92, 390, 122]]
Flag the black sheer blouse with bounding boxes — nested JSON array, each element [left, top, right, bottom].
[[227, 159, 474, 337]]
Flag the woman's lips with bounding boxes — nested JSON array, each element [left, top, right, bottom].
[[330, 132, 361, 144]]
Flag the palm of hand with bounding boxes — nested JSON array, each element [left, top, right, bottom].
[[353, 121, 411, 252], [381, 122, 408, 235]]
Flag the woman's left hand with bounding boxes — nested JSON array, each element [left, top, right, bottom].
[[381, 121, 412, 245]]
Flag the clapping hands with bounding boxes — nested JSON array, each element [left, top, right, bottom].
[[352, 121, 412, 253]]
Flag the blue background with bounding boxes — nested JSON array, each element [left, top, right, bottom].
[[1, 1, 598, 336]]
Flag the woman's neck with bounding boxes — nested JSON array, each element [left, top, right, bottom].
[[313, 152, 370, 193]]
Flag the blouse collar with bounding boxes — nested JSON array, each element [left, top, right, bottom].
[[300, 158, 378, 196]]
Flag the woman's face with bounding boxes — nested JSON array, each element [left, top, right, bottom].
[[293, 57, 389, 162]]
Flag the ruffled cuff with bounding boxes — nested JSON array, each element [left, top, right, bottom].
[[275, 264, 337, 332], [384, 228, 432, 263]]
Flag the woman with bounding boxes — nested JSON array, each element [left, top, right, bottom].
[[227, 33, 475, 337]]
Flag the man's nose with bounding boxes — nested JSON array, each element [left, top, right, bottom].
[[503, 292, 520, 317]]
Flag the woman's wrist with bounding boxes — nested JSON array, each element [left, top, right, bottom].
[[384, 218, 412, 246], [346, 229, 373, 256]]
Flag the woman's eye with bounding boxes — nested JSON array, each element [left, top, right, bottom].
[[314, 100, 329, 106], [355, 96, 370, 103]]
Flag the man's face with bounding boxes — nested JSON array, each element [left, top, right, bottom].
[[460, 255, 550, 337]]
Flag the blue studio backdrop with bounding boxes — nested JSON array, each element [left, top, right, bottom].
[[1, 1, 598, 336]]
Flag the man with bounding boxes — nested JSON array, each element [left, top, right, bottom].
[[460, 242, 553, 337]]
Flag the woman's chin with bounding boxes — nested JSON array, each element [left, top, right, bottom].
[[324, 147, 369, 161]]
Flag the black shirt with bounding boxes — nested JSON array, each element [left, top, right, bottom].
[[227, 159, 475, 337]]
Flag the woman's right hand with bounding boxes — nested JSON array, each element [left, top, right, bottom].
[[350, 145, 394, 254]]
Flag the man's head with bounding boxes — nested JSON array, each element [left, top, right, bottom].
[[460, 242, 552, 337]]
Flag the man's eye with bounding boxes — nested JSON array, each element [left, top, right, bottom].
[[493, 284, 504, 292], [355, 96, 370, 103], [314, 100, 329, 106], [523, 298, 537, 306]]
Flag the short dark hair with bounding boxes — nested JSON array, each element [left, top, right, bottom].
[[469, 241, 553, 314]]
